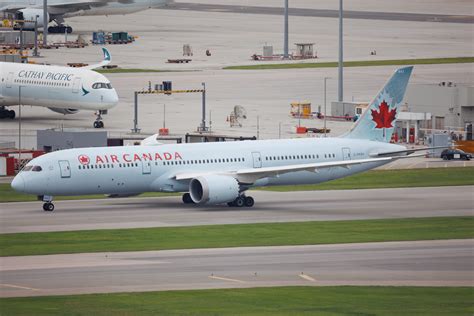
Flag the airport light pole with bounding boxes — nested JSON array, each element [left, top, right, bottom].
[[324, 77, 331, 138], [257, 115, 260, 140], [43, 0, 48, 46], [33, 15, 39, 57], [18, 86, 25, 169], [283, 0, 289, 59], [201, 82, 207, 132], [338, 0, 343, 102]]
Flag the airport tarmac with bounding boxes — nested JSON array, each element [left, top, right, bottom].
[[27, 1, 473, 70], [1, 64, 472, 147], [1, 186, 472, 233], [0, 0, 472, 144], [0, 239, 471, 297]]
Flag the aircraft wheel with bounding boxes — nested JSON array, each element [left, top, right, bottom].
[[182, 193, 194, 204], [8, 110, 16, 119], [244, 196, 254, 207], [227, 201, 235, 207], [66, 26, 73, 34], [43, 202, 54, 212], [234, 197, 245, 207], [94, 121, 103, 128]]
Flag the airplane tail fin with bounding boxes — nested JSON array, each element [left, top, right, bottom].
[[342, 66, 413, 142], [84, 48, 111, 70]]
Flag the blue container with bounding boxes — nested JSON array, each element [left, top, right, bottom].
[[92, 32, 105, 45]]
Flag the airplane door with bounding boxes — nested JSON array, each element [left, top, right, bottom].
[[252, 152, 262, 168], [72, 77, 81, 93], [58, 160, 71, 178], [342, 148, 351, 160], [6, 72, 14, 88], [142, 161, 151, 174]]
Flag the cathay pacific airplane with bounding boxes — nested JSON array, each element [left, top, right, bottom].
[[0, 47, 118, 128], [0, 0, 172, 33], [12, 66, 427, 211]]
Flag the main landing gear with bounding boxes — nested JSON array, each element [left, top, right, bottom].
[[41, 195, 54, 212], [94, 111, 105, 128], [181, 193, 255, 207], [227, 195, 254, 208], [48, 24, 72, 34], [182, 193, 195, 204], [0, 107, 15, 119]]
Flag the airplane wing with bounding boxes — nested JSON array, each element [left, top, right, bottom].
[[84, 47, 111, 70], [174, 155, 419, 184], [0, 5, 28, 12], [45, 0, 113, 10]]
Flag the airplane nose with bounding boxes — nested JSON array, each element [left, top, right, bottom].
[[11, 174, 25, 192]]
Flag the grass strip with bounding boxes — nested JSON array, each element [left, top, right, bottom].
[[1, 167, 473, 203], [224, 56, 474, 70], [259, 167, 474, 191], [0, 217, 472, 257], [1, 286, 473, 316]]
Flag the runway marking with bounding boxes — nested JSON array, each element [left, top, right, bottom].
[[0, 283, 40, 291], [209, 275, 246, 283], [298, 273, 316, 282]]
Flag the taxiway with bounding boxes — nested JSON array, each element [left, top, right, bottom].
[[1, 239, 471, 298], [1, 186, 472, 233]]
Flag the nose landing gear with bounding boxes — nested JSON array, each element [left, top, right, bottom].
[[93, 110, 106, 128], [41, 195, 54, 212], [43, 202, 55, 212]]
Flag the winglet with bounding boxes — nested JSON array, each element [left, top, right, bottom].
[[84, 48, 112, 70]]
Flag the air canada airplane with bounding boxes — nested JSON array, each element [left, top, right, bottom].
[[0, 0, 172, 33], [0, 47, 118, 128], [12, 66, 428, 211]]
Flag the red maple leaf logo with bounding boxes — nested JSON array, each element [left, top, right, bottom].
[[371, 100, 397, 129], [78, 155, 90, 165]]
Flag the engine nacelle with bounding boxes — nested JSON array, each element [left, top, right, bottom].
[[48, 108, 79, 115], [15, 9, 49, 30], [189, 175, 240, 205]]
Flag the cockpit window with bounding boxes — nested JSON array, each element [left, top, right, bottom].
[[32, 166, 42, 172], [92, 82, 113, 89], [22, 166, 33, 171]]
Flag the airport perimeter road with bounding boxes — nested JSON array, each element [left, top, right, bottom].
[[0, 239, 471, 298], [1, 186, 472, 233]]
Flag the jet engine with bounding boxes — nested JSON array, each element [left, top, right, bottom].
[[15, 9, 49, 30], [189, 175, 240, 205], [48, 108, 79, 115]]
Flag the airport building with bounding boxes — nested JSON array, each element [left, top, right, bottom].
[[404, 83, 474, 133]]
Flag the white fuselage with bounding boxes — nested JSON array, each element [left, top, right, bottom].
[[12, 137, 405, 197], [0, 62, 118, 111]]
